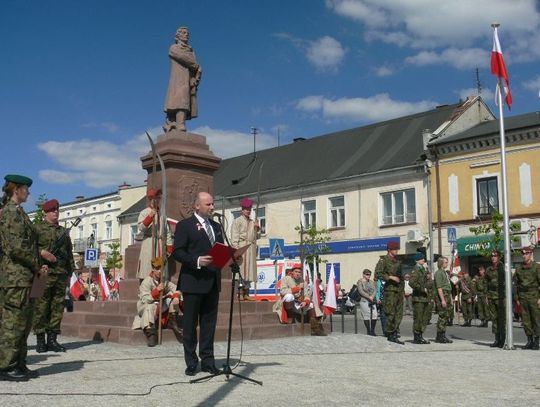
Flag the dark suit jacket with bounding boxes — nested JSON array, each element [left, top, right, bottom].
[[172, 214, 224, 294]]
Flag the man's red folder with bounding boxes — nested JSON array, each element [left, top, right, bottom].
[[208, 243, 250, 269]]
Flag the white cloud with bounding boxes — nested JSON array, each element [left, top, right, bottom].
[[523, 76, 540, 92], [192, 126, 276, 158], [327, 0, 540, 60], [405, 48, 490, 70], [374, 65, 395, 77], [457, 87, 495, 103], [275, 32, 346, 72], [307, 36, 346, 72], [296, 94, 436, 122]]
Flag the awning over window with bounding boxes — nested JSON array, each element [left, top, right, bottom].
[[456, 234, 504, 257]]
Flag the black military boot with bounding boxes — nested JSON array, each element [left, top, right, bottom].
[[442, 333, 453, 343], [47, 332, 67, 352], [413, 332, 421, 344], [369, 320, 377, 336], [419, 333, 430, 344], [531, 336, 539, 350], [490, 334, 500, 348], [17, 364, 39, 378], [36, 333, 48, 353], [523, 336, 534, 350], [388, 331, 404, 345]]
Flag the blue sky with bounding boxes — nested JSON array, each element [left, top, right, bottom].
[[3, 0, 540, 209]]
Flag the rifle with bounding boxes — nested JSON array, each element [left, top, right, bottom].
[[49, 217, 81, 256]]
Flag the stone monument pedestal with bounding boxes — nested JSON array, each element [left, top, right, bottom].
[[62, 131, 315, 344]]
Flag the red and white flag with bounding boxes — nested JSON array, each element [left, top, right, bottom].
[[491, 26, 512, 109], [311, 262, 321, 307], [323, 263, 337, 315], [98, 263, 110, 300], [452, 248, 461, 275], [69, 272, 85, 300], [303, 261, 311, 286]]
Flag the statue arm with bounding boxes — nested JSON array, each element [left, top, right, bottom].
[[169, 45, 199, 71]]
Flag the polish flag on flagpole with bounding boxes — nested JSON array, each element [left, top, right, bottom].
[[323, 263, 337, 315], [98, 263, 110, 300], [452, 248, 461, 275], [69, 272, 85, 300], [491, 25, 512, 109]]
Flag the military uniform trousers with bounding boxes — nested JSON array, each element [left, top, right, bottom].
[[412, 300, 429, 333], [435, 292, 452, 333], [33, 273, 69, 334], [476, 295, 489, 321], [460, 296, 474, 321], [383, 289, 403, 334], [0, 287, 33, 371], [423, 299, 434, 327], [519, 292, 540, 337], [488, 295, 506, 335]]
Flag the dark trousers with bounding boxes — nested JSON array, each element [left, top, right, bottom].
[[182, 287, 219, 368]]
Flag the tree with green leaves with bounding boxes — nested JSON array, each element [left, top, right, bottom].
[[105, 241, 123, 274], [295, 224, 331, 267], [468, 210, 519, 259], [32, 193, 48, 224]]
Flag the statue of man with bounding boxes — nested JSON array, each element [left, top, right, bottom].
[[163, 26, 202, 133]]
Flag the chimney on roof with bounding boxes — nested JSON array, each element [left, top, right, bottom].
[[422, 129, 434, 151], [75, 195, 84, 201], [293, 137, 306, 143], [118, 182, 131, 190]]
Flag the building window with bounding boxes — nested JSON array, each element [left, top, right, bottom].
[[302, 200, 317, 228], [329, 196, 345, 228], [78, 225, 84, 239], [91, 220, 98, 240], [130, 225, 138, 245], [105, 220, 113, 240], [381, 189, 416, 225], [256, 207, 266, 235], [477, 176, 499, 215]]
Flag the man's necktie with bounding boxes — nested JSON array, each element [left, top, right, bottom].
[[204, 220, 215, 246]]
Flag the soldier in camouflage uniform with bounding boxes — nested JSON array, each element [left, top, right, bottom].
[[0, 174, 44, 381], [433, 256, 453, 343], [409, 252, 430, 344], [514, 247, 540, 350], [486, 250, 505, 348], [33, 199, 75, 353], [459, 270, 474, 326], [374, 241, 404, 344], [472, 265, 489, 327], [423, 268, 435, 328]]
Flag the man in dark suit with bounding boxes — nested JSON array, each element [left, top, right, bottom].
[[172, 192, 223, 376]]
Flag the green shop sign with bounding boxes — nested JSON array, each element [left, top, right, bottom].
[[456, 235, 504, 257]]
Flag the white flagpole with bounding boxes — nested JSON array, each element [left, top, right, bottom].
[[492, 22, 514, 350]]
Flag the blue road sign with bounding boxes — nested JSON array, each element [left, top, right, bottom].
[[269, 238, 285, 260], [84, 248, 98, 267], [447, 227, 457, 244]]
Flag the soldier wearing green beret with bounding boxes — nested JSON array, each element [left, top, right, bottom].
[[33, 199, 75, 353], [374, 241, 404, 344], [0, 174, 45, 381], [409, 251, 430, 344]]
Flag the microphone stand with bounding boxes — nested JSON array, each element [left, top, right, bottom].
[[190, 215, 262, 385]]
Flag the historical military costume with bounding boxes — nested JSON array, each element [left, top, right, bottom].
[[472, 267, 489, 327], [230, 197, 259, 300], [459, 271, 474, 326], [357, 269, 377, 336], [486, 251, 506, 348], [0, 174, 41, 381], [408, 252, 430, 344], [433, 257, 453, 343], [423, 270, 435, 328], [514, 248, 540, 350], [374, 241, 404, 344], [33, 199, 75, 353], [272, 264, 326, 336], [132, 258, 182, 347]]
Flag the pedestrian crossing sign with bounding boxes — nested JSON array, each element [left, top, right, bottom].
[[269, 238, 285, 260]]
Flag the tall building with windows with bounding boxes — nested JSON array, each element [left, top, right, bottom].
[[428, 110, 540, 275], [213, 97, 492, 289]]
